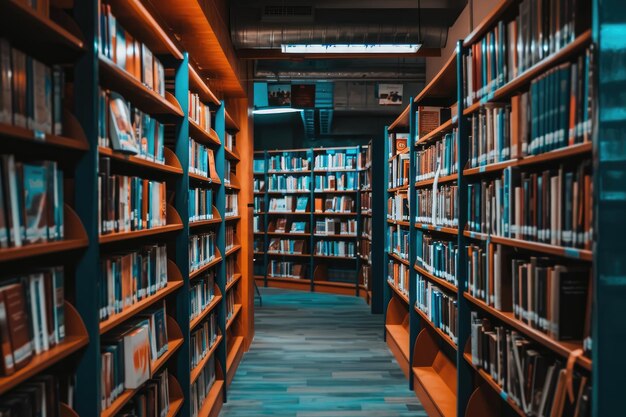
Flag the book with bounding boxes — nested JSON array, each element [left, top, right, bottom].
[[122, 321, 151, 389], [189, 232, 216, 272], [21, 163, 48, 244], [416, 106, 451, 139], [295, 196, 309, 212], [0, 282, 33, 371], [268, 152, 309, 172], [108, 92, 138, 154], [189, 187, 213, 222], [190, 311, 217, 369], [415, 129, 458, 181], [225, 192, 238, 217], [415, 275, 458, 344], [387, 260, 409, 296]]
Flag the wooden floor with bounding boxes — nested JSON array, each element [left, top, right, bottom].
[[219, 288, 424, 417]]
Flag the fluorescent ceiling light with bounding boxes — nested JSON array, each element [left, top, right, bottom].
[[281, 44, 421, 54], [253, 108, 303, 115]]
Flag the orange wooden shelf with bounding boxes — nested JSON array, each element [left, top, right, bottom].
[[99, 205, 183, 244], [60, 403, 79, 417], [0, 0, 85, 59], [463, 159, 518, 176], [463, 353, 525, 417], [266, 232, 310, 237], [225, 215, 241, 222], [190, 213, 222, 228], [388, 218, 410, 227], [98, 55, 183, 118], [387, 185, 409, 192], [225, 110, 240, 132], [265, 275, 310, 284], [414, 222, 458, 236], [226, 304, 242, 330], [267, 211, 312, 215], [464, 293, 592, 370], [386, 324, 410, 364], [387, 280, 409, 305], [415, 118, 456, 147], [314, 212, 357, 217], [414, 51, 457, 106], [189, 252, 223, 280], [388, 104, 410, 133], [463, 231, 592, 261], [98, 146, 183, 175], [313, 168, 357, 174], [226, 336, 244, 385], [267, 252, 309, 258], [190, 334, 223, 384], [415, 173, 457, 188], [0, 112, 89, 152], [197, 380, 224, 417], [314, 254, 356, 260], [388, 252, 410, 266], [0, 302, 88, 395], [226, 273, 242, 292], [0, 205, 88, 263], [188, 119, 221, 147], [314, 189, 358, 194], [314, 234, 358, 239], [313, 280, 355, 290], [267, 190, 311, 194], [225, 244, 242, 257], [100, 261, 183, 334], [225, 147, 241, 162], [267, 170, 311, 175], [189, 171, 222, 186], [414, 264, 458, 293], [189, 64, 220, 106]]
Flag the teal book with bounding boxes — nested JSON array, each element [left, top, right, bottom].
[[21, 163, 47, 244]]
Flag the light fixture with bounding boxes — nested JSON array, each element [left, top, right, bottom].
[[253, 108, 303, 115], [280, 44, 421, 54]]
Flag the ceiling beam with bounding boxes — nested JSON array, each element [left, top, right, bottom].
[[237, 48, 441, 60]]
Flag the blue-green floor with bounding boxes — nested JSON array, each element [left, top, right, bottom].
[[219, 288, 424, 417]]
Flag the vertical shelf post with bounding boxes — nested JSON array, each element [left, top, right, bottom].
[[407, 99, 419, 391], [308, 149, 315, 292], [372, 128, 388, 315]]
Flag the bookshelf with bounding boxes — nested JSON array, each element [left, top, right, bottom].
[[253, 147, 372, 299], [381, 0, 607, 416], [0, 1, 251, 417]]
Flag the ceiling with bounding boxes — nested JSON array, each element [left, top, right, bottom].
[[229, 0, 467, 82]]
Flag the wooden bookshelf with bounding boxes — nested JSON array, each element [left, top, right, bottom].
[[98, 205, 184, 244], [190, 293, 223, 331], [414, 264, 458, 294], [190, 335, 223, 384], [98, 146, 183, 175], [189, 119, 221, 147]]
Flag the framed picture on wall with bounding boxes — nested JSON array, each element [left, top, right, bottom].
[[268, 84, 292, 106], [378, 84, 403, 105]]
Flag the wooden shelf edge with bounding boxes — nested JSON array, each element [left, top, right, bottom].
[[190, 294, 223, 330], [226, 304, 242, 330], [414, 307, 458, 351], [387, 280, 410, 305], [414, 265, 458, 293], [189, 254, 223, 280], [98, 146, 183, 175], [226, 274, 242, 292], [190, 334, 223, 384]]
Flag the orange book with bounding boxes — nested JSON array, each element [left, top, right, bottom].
[[0, 291, 15, 375], [314, 198, 323, 213], [207, 149, 219, 181]]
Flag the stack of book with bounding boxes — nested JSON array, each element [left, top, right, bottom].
[[189, 188, 213, 222], [387, 261, 409, 296], [268, 175, 310, 192], [389, 225, 409, 260], [415, 130, 457, 181], [314, 149, 357, 170], [117, 369, 170, 417], [315, 196, 354, 213], [225, 225, 236, 251], [189, 272, 215, 322], [415, 277, 458, 345], [268, 153, 309, 172], [190, 312, 217, 369], [0, 155, 64, 248], [268, 238, 305, 255], [0, 40, 64, 135], [188, 92, 211, 132], [314, 240, 355, 257], [315, 218, 357, 235], [415, 231, 458, 287], [415, 185, 459, 228], [99, 245, 168, 321], [268, 261, 305, 279], [225, 193, 238, 217], [190, 355, 216, 417], [387, 193, 409, 222], [314, 172, 357, 191], [388, 152, 410, 189]]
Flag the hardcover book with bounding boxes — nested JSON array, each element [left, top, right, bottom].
[[123, 321, 151, 389], [108, 93, 138, 154], [21, 163, 48, 244]]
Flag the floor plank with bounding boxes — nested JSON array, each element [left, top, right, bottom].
[[219, 288, 424, 417]]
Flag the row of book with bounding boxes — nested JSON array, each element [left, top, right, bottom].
[[268, 154, 309, 172], [189, 232, 216, 273], [225, 193, 238, 217], [225, 133, 235, 152], [253, 196, 264, 213], [466, 162, 592, 249], [101, 303, 169, 410], [98, 158, 167, 235], [415, 232, 458, 287], [189, 188, 214, 223], [225, 257, 237, 286], [314, 240, 355, 257], [268, 196, 309, 213], [98, 90, 165, 162], [415, 185, 459, 228], [388, 152, 410, 189], [415, 131, 457, 181], [190, 312, 218, 370], [190, 272, 215, 323], [189, 140, 218, 180], [267, 261, 305, 279], [225, 225, 236, 251], [315, 196, 354, 213], [117, 370, 170, 417], [188, 92, 211, 133], [314, 218, 357, 236], [253, 178, 265, 192], [268, 219, 307, 234], [253, 215, 264, 233], [388, 225, 409, 260], [223, 161, 232, 186], [470, 313, 591, 416], [361, 191, 371, 214], [99, 245, 168, 322], [415, 276, 458, 345], [225, 291, 236, 321], [466, 243, 590, 341], [314, 172, 357, 191], [99, 4, 165, 98], [190, 355, 216, 417], [0, 155, 64, 247], [268, 239, 305, 255], [313, 151, 358, 171], [360, 169, 372, 191], [0, 267, 65, 376], [360, 238, 371, 262], [463, 0, 587, 104], [360, 264, 371, 289], [268, 175, 310, 192], [0, 375, 66, 417], [468, 106, 512, 168], [0, 39, 64, 135], [362, 217, 372, 238], [387, 193, 409, 222], [387, 261, 409, 296]]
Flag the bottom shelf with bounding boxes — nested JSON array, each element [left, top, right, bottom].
[[198, 380, 224, 417], [226, 336, 245, 386], [385, 324, 410, 378], [411, 328, 457, 417]]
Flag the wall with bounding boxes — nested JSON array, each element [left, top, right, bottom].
[[425, 0, 501, 83]]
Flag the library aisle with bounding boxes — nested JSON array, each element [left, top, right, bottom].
[[220, 288, 424, 417]]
